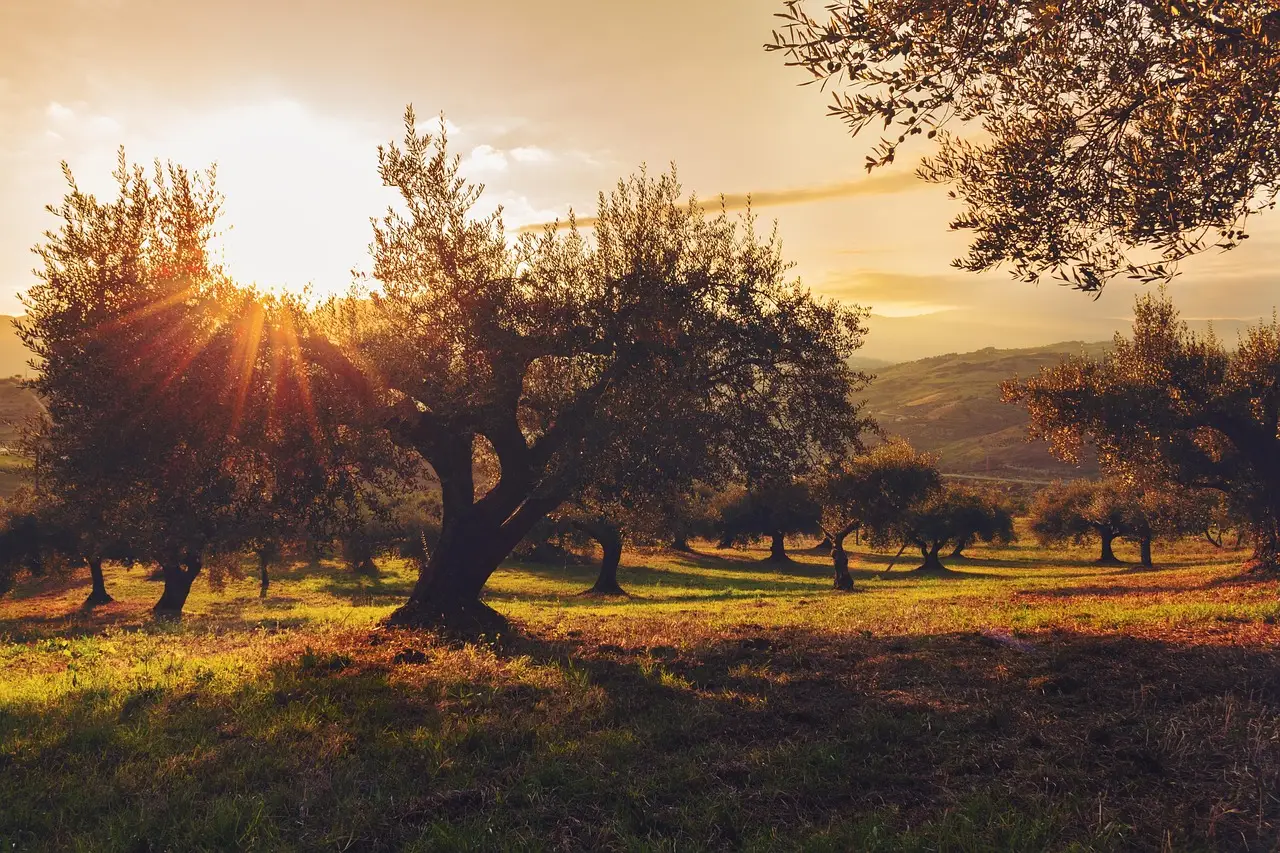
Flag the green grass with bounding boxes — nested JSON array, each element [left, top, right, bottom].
[[2, 534, 1279, 851]]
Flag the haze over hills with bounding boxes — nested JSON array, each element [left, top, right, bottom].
[[0, 317, 31, 380], [862, 341, 1109, 479], [0, 312, 1107, 481]]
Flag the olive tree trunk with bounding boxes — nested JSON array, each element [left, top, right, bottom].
[[831, 528, 854, 591], [1139, 536, 1154, 568], [765, 531, 791, 563], [153, 556, 201, 619], [1097, 527, 1122, 564], [83, 557, 113, 607], [913, 542, 948, 576], [575, 518, 626, 596]]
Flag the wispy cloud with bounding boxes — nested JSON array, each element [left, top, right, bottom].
[[515, 171, 922, 233]]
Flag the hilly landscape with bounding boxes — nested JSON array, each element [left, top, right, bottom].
[[862, 341, 1109, 479], [0, 316, 1106, 488]]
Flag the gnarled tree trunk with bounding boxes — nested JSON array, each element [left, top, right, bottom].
[[387, 434, 562, 631], [1139, 536, 1154, 568], [153, 555, 201, 619], [913, 542, 948, 576], [950, 535, 972, 559], [83, 557, 113, 607]]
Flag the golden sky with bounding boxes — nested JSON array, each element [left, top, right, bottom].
[[2, 0, 1278, 362]]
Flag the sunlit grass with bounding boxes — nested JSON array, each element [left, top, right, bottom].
[[1, 534, 1278, 850]]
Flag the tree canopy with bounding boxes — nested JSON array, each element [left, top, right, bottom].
[[320, 110, 872, 628], [811, 439, 940, 588], [769, 1, 1280, 289], [1005, 292, 1280, 570]]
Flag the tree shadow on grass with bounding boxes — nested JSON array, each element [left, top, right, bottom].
[[4, 624, 1280, 850]]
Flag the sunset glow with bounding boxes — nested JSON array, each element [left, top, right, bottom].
[[3, 0, 1279, 362]]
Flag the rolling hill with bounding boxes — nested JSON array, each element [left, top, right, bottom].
[[861, 341, 1109, 479]]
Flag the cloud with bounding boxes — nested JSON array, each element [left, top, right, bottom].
[[515, 170, 923, 233], [815, 268, 985, 318], [46, 101, 76, 121], [43, 100, 121, 137], [510, 145, 554, 164], [462, 143, 508, 174]]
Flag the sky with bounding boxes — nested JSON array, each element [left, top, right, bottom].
[[2, 0, 1278, 363]]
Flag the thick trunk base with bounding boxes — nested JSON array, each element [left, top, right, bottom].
[[910, 550, 953, 577], [1097, 535, 1123, 565], [580, 582, 629, 597], [385, 597, 510, 638], [83, 588, 114, 608], [764, 533, 792, 564], [832, 550, 854, 592], [671, 536, 693, 553], [153, 559, 200, 620], [83, 559, 113, 608]]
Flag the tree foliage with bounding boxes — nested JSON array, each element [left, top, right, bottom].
[[19, 154, 367, 615], [811, 440, 940, 588], [321, 110, 872, 627], [1006, 292, 1280, 570], [875, 482, 1012, 574], [769, 1, 1280, 288], [716, 480, 823, 563]]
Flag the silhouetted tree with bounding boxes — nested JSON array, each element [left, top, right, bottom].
[[812, 440, 940, 589], [769, 1, 1280, 288], [313, 110, 871, 629], [947, 486, 1017, 559], [21, 155, 362, 617], [1029, 479, 1132, 564], [871, 483, 1012, 575], [717, 480, 823, 564], [1006, 292, 1280, 572]]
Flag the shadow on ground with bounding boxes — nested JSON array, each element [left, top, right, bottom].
[[2, 621, 1278, 851]]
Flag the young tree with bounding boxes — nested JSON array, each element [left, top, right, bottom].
[[314, 110, 872, 628], [869, 482, 1011, 576], [812, 440, 941, 589], [769, 1, 1280, 289], [717, 480, 823, 563], [1029, 479, 1132, 564], [945, 486, 1017, 559], [1006, 292, 1280, 572]]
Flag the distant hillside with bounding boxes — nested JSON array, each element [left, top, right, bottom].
[[862, 341, 1109, 478]]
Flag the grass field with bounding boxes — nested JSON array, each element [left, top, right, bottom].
[[2, 534, 1279, 851]]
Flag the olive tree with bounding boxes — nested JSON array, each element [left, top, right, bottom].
[[812, 440, 940, 589], [769, 1, 1280, 288], [314, 110, 871, 629], [21, 156, 368, 617], [1006, 292, 1280, 572], [1029, 479, 1133, 564], [716, 480, 823, 564]]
